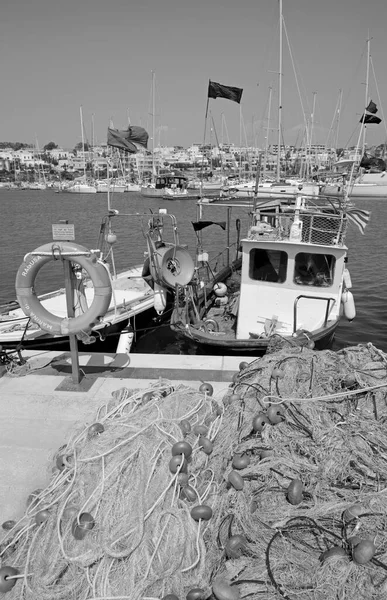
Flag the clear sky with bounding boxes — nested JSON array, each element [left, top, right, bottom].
[[1, 0, 387, 151]]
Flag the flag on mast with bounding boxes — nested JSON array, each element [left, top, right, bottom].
[[360, 100, 382, 124], [208, 81, 243, 104], [107, 126, 149, 152], [345, 208, 371, 235]]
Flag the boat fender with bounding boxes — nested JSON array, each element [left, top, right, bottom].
[[116, 325, 134, 354], [154, 282, 167, 315], [341, 290, 356, 321], [343, 267, 352, 289], [15, 242, 112, 336], [215, 296, 228, 306], [213, 282, 227, 297]]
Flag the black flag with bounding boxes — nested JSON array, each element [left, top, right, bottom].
[[191, 221, 226, 232], [208, 81, 243, 104], [366, 100, 378, 114], [360, 114, 382, 124], [360, 100, 382, 124]]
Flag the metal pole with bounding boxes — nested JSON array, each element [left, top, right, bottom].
[[277, 0, 283, 181], [63, 259, 81, 384], [226, 207, 231, 267]]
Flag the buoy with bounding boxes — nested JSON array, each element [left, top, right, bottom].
[[342, 290, 356, 321], [213, 282, 227, 297], [154, 282, 168, 314], [116, 326, 134, 354], [343, 267, 352, 289]]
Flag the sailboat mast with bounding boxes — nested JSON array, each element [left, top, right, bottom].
[[263, 86, 273, 179], [276, 0, 283, 181], [334, 89, 343, 150], [80, 105, 86, 181], [152, 71, 155, 179], [361, 37, 371, 157], [308, 92, 317, 178]]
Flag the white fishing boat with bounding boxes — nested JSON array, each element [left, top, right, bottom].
[[141, 174, 189, 198], [323, 169, 387, 199], [126, 182, 141, 192], [168, 193, 362, 353], [95, 179, 127, 193], [65, 181, 97, 194], [226, 179, 320, 199]]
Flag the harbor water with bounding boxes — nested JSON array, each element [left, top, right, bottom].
[[0, 188, 386, 354]]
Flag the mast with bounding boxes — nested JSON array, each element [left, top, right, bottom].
[[151, 70, 156, 180], [80, 105, 86, 181], [345, 38, 371, 203], [276, 0, 283, 181], [361, 36, 371, 158], [308, 92, 317, 178], [263, 86, 273, 179]]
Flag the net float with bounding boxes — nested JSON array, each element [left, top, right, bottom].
[[199, 382, 213, 396], [286, 479, 303, 505], [190, 505, 213, 521], [267, 404, 285, 425], [252, 413, 270, 432], [171, 441, 192, 458], [228, 470, 244, 491], [198, 436, 213, 455], [0, 566, 19, 593], [169, 455, 188, 474], [232, 454, 250, 470]]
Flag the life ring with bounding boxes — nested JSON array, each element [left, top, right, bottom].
[[15, 242, 112, 336]]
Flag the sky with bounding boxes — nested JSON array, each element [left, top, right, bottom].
[[1, 0, 387, 151]]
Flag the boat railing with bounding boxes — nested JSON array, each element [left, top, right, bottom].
[[293, 295, 335, 333], [196, 242, 239, 284], [250, 210, 347, 247]]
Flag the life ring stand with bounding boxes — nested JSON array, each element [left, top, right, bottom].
[[15, 242, 112, 336]]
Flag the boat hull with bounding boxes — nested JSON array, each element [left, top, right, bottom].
[[170, 309, 339, 354]]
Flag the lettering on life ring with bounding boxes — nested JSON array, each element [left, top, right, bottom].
[[15, 242, 112, 336]]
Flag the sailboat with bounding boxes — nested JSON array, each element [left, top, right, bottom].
[[140, 72, 189, 198], [66, 107, 97, 194], [322, 38, 387, 199]]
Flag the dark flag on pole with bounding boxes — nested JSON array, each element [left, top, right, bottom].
[[191, 221, 227, 232], [208, 80, 243, 104], [366, 100, 378, 114], [360, 100, 382, 124], [360, 114, 382, 124], [107, 125, 149, 152]]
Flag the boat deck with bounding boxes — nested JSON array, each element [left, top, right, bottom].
[[0, 350, 250, 526]]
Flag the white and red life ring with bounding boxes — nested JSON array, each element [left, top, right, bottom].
[[15, 242, 112, 335]]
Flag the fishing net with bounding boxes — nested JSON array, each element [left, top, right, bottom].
[[1, 342, 387, 599]]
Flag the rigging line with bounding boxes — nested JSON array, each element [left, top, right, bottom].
[[369, 56, 387, 141], [281, 19, 309, 137], [339, 42, 368, 128]]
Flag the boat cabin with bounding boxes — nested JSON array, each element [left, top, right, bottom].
[[154, 174, 188, 190], [236, 203, 348, 340]]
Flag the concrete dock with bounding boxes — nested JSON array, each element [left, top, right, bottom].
[[0, 350, 251, 527]]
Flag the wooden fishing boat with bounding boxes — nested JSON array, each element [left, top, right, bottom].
[[169, 194, 356, 354], [0, 210, 188, 353]]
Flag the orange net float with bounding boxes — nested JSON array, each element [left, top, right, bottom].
[[15, 242, 112, 336]]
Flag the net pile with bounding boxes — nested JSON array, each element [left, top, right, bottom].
[[1, 343, 387, 599]]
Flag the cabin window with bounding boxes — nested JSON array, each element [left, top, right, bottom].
[[249, 249, 288, 283], [294, 252, 335, 287]]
